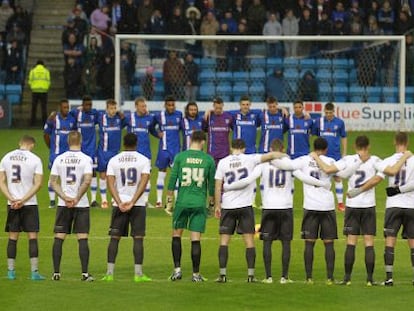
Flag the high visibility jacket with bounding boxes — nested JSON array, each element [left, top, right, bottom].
[[28, 64, 51, 93]]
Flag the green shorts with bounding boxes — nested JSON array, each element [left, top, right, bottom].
[[172, 205, 207, 233]]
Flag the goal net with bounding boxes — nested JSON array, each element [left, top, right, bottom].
[[114, 34, 406, 128]]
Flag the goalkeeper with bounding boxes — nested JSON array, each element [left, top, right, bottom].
[[165, 130, 216, 282]]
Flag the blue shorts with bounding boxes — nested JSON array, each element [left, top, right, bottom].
[[97, 149, 117, 172], [155, 149, 176, 170]]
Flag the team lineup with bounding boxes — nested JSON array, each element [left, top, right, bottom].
[[1, 94, 414, 286]]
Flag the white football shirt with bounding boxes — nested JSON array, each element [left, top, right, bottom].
[[215, 153, 262, 209], [106, 151, 151, 206], [50, 150, 93, 208], [376, 153, 414, 209], [345, 155, 381, 208], [0, 149, 43, 205]]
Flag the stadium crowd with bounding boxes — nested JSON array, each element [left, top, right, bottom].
[[60, 0, 414, 101]]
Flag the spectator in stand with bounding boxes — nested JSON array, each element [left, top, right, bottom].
[[63, 32, 85, 66], [163, 50, 185, 100], [395, 10, 413, 35], [246, 0, 266, 35], [138, 0, 153, 33], [184, 5, 202, 57], [364, 15, 383, 35], [97, 54, 114, 99], [297, 70, 319, 102], [228, 21, 249, 71], [69, 4, 89, 22], [366, 1, 380, 23], [348, 0, 365, 23], [61, 17, 79, 46], [183, 53, 199, 102], [200, 10, 219, 58], [82, 37, 102, 98], [0, 0, 14, 39], [282, 9, 299, 57], [313, 0, 330, 22], [83, 26, 102, 48], [90, 4, 111, 34], [6, 5, 30, 37], [5, 39, 22, 84], [232, 0, 247, 22], [146, 9, 166, 58], [167, 6, 187, 52], [216, 22, 230, 71], [263, 12, 283, 58], [6, 23, 26, 47], [265, 67, 292, 102], [64, 56, 82, 98], [317, 10, 332, 35], [331, 17, 348, 35], [377, 0, 395, 34], [111, 0, 122, 33], [120, 40, 136, 101], [72, 6, 89, 43], [220, 10, 238, 33], [0, 33, 5, 82], [331, 1, 348, 24], [141, 65, 155, 100], [406, 33, 414, 86], [299, 7, 316, 57], [118, 0, 139, 33]]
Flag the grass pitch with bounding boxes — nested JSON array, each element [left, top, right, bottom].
[[0, 129, 414, 311]]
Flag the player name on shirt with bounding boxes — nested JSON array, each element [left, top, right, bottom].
[[186, 158, 203, 164], [118, 155, 138, 163], [61, 157, 81, 164], [9, 154, 28, 161], [230, 161, 242, 169]]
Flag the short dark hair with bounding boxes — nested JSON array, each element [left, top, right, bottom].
[[266, 96, 278, 104], [395, 131, 408, 146], [213, 97, 223, 104], [355, 135, 369, 149], [191, 130, 206, 143], [270, 138, 284, 152], [324, 102, 335, 111], [82, 95, 93, 102], [36, 60, 44, 66], [123, 133, 137, 148], [293, 100, 303, 106], [106, 98, 117, 107], [19, 135, 36, 145], [239, 95, 250, 102], [165, 94, 176, 102], [313, 137, 328, 151], [231, 139, 246, 150], [60, 98, 69, 105]]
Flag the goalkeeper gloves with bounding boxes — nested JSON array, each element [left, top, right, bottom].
[[386, 187, 401, 197], [165, 196, 173, 216]]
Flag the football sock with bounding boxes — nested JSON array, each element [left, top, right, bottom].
[[191, 241, 201, 274], [218, 245, 228, 269], [335, 181, 343, 204], [282, 240, 291, 278], [143, 183, 150, 204], [52, 238, 64, 273], [90, 176, 97, 202], [78, 238, 90, 274], [48, 180, 55, 202], [156, 171, 166, 202], [172, 237, 182, 268], [100, 179, 107, 202], [304, 241, 315, 279], [344, 244, 355, 281], [135, 264, 143, 276], [325, 242, 335, 280], [107, 238, 120, 263], [7, 239, 17, 270], [263, 240, 272, 278], [29, 239, 39, 272], [246, 247, 256, 270], [384, 246, 394, 279], [365, 246, 375, 282], [133, 238, 144, 265]]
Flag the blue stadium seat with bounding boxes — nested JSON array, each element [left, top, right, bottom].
[[283, 57, 299, 70], [284, 68, 299, 81], [332, 69, 348, 84], [250, 58, 266, 68], [233, 71, 249, 83], [349, 86, 365, 102], [5, 84, 22, 105], [406, 86, 414, 103], [316, 58, 332, 71], [366, 86, 382, 103], [332, 58, 349, 70], [200, 58, 216, 70], [250, 94, 265, 102], [216, 71, 232, 83], [216, 82, 232, 96], [266, 57, 283, 68], [199, 70, 216, 83], [233, 82, 249, 97], [199, 83, 216, 101], [382, 86, 398, 103], [299, 58, 316, 72], [333, 85, 349, 102], [250, 69, 266, 82], [316, 69, 332, 83], [130, 85, 141, 98]]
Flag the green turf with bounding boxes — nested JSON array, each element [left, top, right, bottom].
[[0, 129, 413, 311]]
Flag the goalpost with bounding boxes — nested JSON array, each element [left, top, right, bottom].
[[114, 34, 407, 131]]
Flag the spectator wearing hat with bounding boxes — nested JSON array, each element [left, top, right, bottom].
[[185, 5, 201, 57], [265, 67, 292, 102], [297, 70, 319, 102]]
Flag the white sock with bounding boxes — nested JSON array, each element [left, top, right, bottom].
[[335, 180, 343, 204], [156, 171, 166, 202], [100, 179, 107, 202], [91, 176, 97, 202]]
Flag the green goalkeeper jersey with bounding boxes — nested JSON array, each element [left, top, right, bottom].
[[167, 149, 216, 208]]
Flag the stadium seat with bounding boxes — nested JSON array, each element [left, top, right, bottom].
[[216, 71, 232, 84], [130, 85, 141, 98], [332, 69, 348, 84], [349, 86, 365, 102], [316, 58, 332, 71], [233, 71, 249, 83], [283, 57, 299, 70], [250, 58, 266, 68], [332, 58, 349, 70], [233, 82, 249, 97], [266, 57, 283, 72], [249, 69, 266, 82], [5, 84, 22, 105], [332, 85, 349, 102], [366, 86, 382, 103], [382, 86, 398, 103], [299, 58, 316, 72], [199, 70, 216, 83], [200, 58, 216, 70], [316, 69, 332, 83], [406, 86, 414, 103], [284, 68, 299, 81], [0, 84, 5, 100], [216, 82, 232, 98], [199, 83, 215, 101]]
